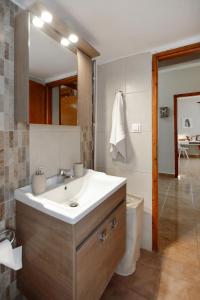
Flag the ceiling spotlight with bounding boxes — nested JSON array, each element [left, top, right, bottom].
[[60, 38, 70, 47], [41, 11, 53, 23], [68, 34, 79, 43], [32, 16, 44, 28]]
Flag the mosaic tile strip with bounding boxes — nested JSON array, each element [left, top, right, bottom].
[[80, 125, 93, 169], [0, 1, 29, 299]]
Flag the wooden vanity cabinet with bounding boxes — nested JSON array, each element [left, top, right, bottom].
[[76, 202, 125, 300], [16, 185, 126, 300]]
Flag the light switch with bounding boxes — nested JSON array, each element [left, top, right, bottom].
[[131, 123, 141, 133]]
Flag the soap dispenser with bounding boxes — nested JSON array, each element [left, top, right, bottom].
[[32, 167, 46, 195]]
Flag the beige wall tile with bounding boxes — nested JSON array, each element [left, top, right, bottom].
[[30, 124, 81, 177]]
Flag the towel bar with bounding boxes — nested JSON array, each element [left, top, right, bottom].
[[0, 229, 15, 245]]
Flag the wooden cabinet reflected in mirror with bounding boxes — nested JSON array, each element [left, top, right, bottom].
[[60, 82, 78, 126], [29, 75, 77, 125], [29, 80, 46, 124]]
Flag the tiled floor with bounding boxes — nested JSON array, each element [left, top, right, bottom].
[[102, 158, 200, 299]]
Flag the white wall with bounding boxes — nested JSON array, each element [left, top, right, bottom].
[[30, 124, 80, 177], [178, 96, 200, 136], [95, 53, 152, 251], [158, 65, 200, 174]]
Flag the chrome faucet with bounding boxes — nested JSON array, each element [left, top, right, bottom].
[[59, 168, 74, 179]]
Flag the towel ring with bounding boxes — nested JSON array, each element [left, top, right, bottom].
[[0, 229, 15, 245]]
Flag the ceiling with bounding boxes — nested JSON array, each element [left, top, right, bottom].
[[29, 24, 77, 82], [14, 0, 200, 63]]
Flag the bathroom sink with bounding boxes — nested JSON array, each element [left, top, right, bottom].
[[14, 169, 126, 224]]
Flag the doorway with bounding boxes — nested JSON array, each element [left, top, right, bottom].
[[152, 43, 200, 251], [174, 92, 200, 178]]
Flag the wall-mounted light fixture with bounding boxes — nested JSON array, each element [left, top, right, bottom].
[[68, 34, 79, 43], [41, 11, 53, 23], [32, 10, 52, 28], [29, 2, 99, 57], [60, 38, 70, 47], [32, 16, 44, 28]]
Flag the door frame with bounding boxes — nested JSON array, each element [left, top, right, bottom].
[[152, 43, 200, 251], [174, 91, 200, 178]]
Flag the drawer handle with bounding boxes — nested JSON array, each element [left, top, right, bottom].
[[99, 229, 107, 242], [111, 217, 117, 229]]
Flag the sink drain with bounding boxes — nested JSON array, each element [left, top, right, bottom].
[[69, 202, 79, 207]]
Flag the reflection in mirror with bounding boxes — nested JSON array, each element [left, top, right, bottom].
[[29, 23, 78, 125]]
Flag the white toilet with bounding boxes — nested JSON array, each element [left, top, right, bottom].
[[115, 194, 144, 276]]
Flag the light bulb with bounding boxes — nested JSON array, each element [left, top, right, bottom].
[[32, 16, 44, 28], [41, 11, 53, 23], [60, 38, 70, 47], [68, 34, 79, 43]]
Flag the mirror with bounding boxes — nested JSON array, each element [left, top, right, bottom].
[[29, 23, 78, 125]]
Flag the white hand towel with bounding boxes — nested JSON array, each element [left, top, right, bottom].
[[110, 91, 126, 159], [0, 239, 22, 270]]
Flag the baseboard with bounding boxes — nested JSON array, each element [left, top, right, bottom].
[[159, 173, 175, 178], [188, 155, 200, 158]]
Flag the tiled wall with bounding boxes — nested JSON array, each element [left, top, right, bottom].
[[80, 126, 93, 169], [95, 53, 152, 250], [0, 1, 29, 298], [30, 124, 80, 178]]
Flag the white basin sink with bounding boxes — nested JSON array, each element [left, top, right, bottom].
[[15, 169, 126, 224]]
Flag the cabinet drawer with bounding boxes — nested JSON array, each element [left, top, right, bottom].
[[76, 201, 126, 300], [75, 185, 126, 247]]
